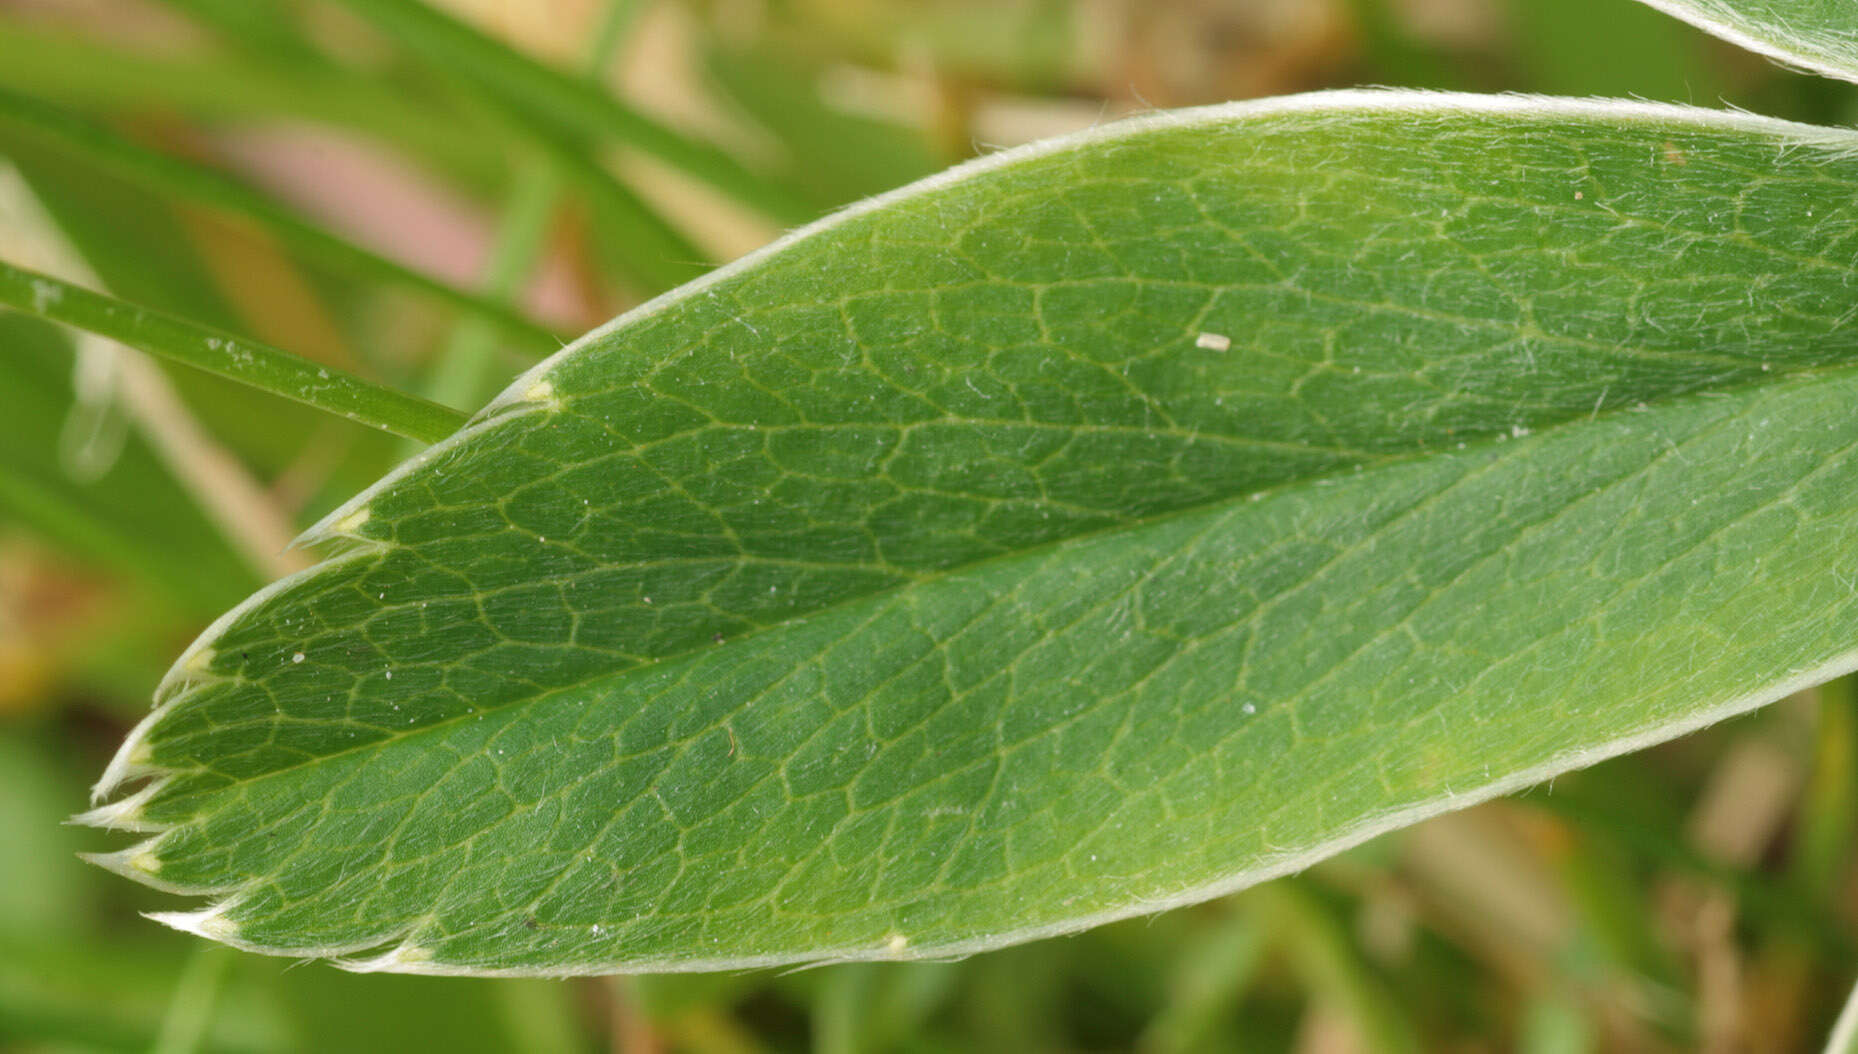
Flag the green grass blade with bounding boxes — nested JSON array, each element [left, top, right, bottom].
[[418, 157, 566, 415], [1523, 790, 1854, 959], [0, 88, 567, 352], [1137, 909, 1268, 1053], [324, 0, 815, 223], [1251, 882, 1422, 1054], [487, 100, 709, 295], [152, 0, 677, 299], [0, 20, 505, 188], [1830, 975, 1858, 1054], [418, 0, 694, 414], [150, 945, 233, 1054], [0, 261, 467, 444], [155, 0, 325, 67], [1794, 676, 1858, 900], [701, 41, 943, 212], [1630, 0, 1858, 83], [79, 92, 1858, 975], [0, 314, 261, 613]]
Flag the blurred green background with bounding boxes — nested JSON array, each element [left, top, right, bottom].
[[3, 0, 1857, 1050]]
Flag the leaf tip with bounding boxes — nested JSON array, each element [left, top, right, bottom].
[[332, 506, 371, 535], [291, 501, 380, 551], [152, 643, 227, 704], [69, 778, 168, 832], [79, 837, 166, 883], [336, 939, 435, 974], [146, 903, 241, 943], [518, 378, 561, 411], [89, 722, 158, 804]]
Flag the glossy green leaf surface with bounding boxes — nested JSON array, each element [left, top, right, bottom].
[[84, 92, 1858, 975], [1631, 0, 1858, 82]]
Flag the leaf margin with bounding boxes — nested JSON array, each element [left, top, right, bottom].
[[79, 88, 1858, 975], [1630, 0, 1858, 84]]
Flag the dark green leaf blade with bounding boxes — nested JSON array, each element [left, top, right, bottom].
[[82, 92, 1858, 974]]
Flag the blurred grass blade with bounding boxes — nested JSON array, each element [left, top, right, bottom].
[[701, 41, 943, 212], [1250, 882, 1422, 1054], [324, 0, 814, 223], [1137, 910, 1268, 1053], [150, 944, 232, 1054], [1523, 788, 1843, 959], [1794, 677, 1858, 899], [151, 0, 704, 295], [1831, 976, 1858, 1054], [1630, 0, 1858, 83], [0, 22, 505, 187], [419, 0, 698, 414], [156, 0, 325, 67], [0, 317, 260, 612], [536, 124, 711, 293], [814, 963, 957, 1054], [80, 93, 1858, 975], [1525, 789, 1853, 958], [0, 261, 467, 444], [0, 88, 566, 352], [419, 158, 566, 415]]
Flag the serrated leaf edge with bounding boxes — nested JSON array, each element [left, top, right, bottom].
[[77, 88, 1858, 974]]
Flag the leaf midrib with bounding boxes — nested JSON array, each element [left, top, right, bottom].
[[150, 348, 1858, 810], [219, 375, 1842, 955]]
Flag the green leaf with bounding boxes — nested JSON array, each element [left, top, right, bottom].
[[0, 261, 468, 444], [83, 92, 1858, 974], [1631, 0, 1858, 83]]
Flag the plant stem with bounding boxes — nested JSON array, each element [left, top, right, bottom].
[[0, 260, 468, 444]]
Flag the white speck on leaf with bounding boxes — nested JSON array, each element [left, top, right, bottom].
[[30, 279, 61, 313], [291, 652, 305, 664], [1195, 332, 1231, 351]]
